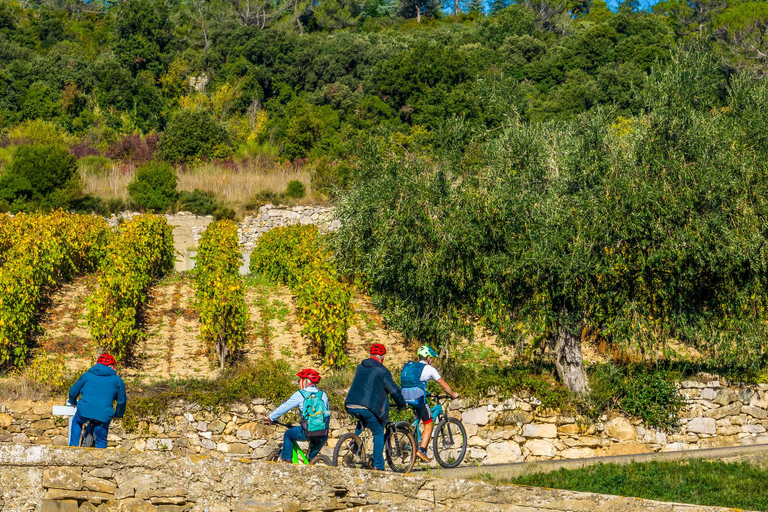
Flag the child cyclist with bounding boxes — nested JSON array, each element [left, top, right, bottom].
[[267, 368, 330, 463], [400, 346, 459, 462]]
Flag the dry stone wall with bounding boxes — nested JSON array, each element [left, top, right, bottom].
[[2, 379, 768, 466], [0, 444, 742, 511], [108, 205, 338, 250], [236, 205, 338, 250]]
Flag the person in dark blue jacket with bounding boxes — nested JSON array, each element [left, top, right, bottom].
[[68, 353, 127, 449], [344, 343, 406, 470]]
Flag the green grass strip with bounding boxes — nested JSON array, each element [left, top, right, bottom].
[[494, 460, 768, 511]]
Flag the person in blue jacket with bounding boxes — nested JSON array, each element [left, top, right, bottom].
[[344, 343, 406, 470], [68, 353, 127, 449]]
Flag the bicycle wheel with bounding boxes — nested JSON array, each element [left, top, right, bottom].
[[333, 433, 363, 468], [432, 417, 467, 468], [385, 427, 416, 473], [309, 454, 332, 466], [395, 421, 414, 436], [266, 448, 281, 462]]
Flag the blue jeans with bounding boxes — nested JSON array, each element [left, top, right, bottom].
[[69, 410, 110, 449], [281, 425, 327, 462], [349, 408, 385, 470]]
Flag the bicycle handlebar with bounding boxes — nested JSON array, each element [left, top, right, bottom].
[[268, 420, 294, 429]]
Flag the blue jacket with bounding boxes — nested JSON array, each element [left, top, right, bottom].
[[345, 357, 406, 423], [68, 364, 127, 423]]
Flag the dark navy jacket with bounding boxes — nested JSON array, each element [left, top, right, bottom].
[[68, 364, 127, 423], [345, 357, 406, 423]]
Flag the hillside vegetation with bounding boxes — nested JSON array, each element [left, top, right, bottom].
[[1, 0, 768, 399], [0, 0, 766, 209]]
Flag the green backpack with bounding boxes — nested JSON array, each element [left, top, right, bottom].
[[299, 389, 329, 437]]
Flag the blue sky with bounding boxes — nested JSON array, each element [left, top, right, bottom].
[[606, 0, 663, 11]]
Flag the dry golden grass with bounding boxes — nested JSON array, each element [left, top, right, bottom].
[[177, 161, 313, 204], [0, 375, 52, 401], [82, 158, 316, 205], [82, 165, 134, 201]]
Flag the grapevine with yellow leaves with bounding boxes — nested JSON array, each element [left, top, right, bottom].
[[194, 220, 248, 369], [0, 212, 110, 366], [250, 225, 351, 367], [87, 215, 174, 361]]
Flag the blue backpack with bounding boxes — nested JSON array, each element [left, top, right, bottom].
[[400, 361, 427, 391], [299, 389, 328, 437]]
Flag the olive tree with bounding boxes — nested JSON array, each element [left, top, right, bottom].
[[335, 51, 768, 394]]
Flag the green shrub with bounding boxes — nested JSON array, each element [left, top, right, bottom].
[[618, 369, 683, 430], [179, 189, 217, 216], [0, 144, 82, 210], [6, 119, 73, 147], [128, 161, 179, 212], [78, 155, 112, 176], [443, 357, 574, 411], [442, 356, 683, 430], [583, 364, 683, 430], [158, 109, 233, 163], [285, 180, 306, 199], [310, 157, 351, 198], [178, 189, 236, 220]]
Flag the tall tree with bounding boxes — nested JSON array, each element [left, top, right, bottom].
[[466, 0, 484, 14], [489, 0, 506, 15]]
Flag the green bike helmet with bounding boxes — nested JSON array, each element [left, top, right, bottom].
[[417, 345, 437, 359]]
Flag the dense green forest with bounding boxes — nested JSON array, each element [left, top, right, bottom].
[[0, 0, 765, 167]]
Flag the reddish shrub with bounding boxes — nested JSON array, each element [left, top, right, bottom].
[[70, 142, 101, 158], [106, 133, 159, 165]]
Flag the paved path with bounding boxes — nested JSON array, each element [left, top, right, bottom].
[[426, 442, 768, 480]]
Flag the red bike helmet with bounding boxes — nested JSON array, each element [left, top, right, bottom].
[[297, 368, 321, 384], [97, 353, 116, 366], [369, 343, 387, 356]]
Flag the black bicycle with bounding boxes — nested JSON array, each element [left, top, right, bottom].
[[265, 421, 332, 466], [333, 415, 417, 473]]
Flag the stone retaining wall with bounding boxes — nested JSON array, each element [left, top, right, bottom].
[[108, 205, 337, 249], [236, 204, 338, 250], [0, 444, 740, 511], [2, 379, 767, 467]]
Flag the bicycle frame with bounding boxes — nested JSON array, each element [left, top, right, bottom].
[[273, 421, 312, 465], [290, 443, 310, 464], [409, 399, 444, 445]]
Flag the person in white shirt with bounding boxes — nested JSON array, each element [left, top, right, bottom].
[[400, 345, 459, 462]]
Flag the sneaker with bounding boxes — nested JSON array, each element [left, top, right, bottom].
[[415, 449, 431, 462]]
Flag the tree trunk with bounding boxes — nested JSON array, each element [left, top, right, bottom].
[[554, 323, 590, 395], [416, 6, 421, 22], [217, 335, 228, 370]]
